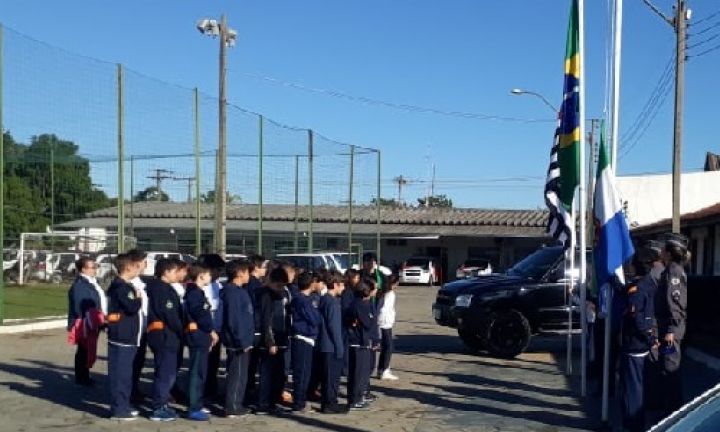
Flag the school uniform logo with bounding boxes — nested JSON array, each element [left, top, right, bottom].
[[671, 277, 680, 286], [166, 300, 174, 310], [203, 303, 210, 310], [128, 291, 135, 300]]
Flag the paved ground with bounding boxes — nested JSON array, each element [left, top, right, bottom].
[[0, 285, 716, 431]]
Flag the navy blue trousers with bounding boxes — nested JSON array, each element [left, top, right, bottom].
[[151, 347, 178, 410], [108, 343, 137, 417], [621, 353, 646, 432], [187, 347, 208, 412], [291, 339, 314, 409], [258, 349, 287, 410], [321, 352, 343, 408], [348, 347, 371, 405], [225, 348, 250, 414]]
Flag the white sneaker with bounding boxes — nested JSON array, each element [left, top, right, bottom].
[[381, 369, 399, 381]]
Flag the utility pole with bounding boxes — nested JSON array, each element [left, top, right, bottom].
[[641, 0, 689, 233], [173, 176, 196, 203], [217, 14, 229, 257], [147, 168, 173, 201], [394, 175, 408, 204]]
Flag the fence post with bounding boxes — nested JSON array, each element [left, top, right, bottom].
[[348, 145, 354, 259], [193, 88, 201, 256], [294, 155, 299, 253], [130, 155, 134, 236], [116, 63, 125, 253], [0, 23, 5, 323], [258, 115, 264, 255], [307, 129, 314, 253], [376, 150, 381, 263]]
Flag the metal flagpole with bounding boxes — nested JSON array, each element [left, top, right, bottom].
[[578, 0, 589, 398], [565, 243, 575, 375], [602, 0, 624, 421]]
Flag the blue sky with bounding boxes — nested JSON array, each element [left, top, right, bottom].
[[2, 0, 719, 208]]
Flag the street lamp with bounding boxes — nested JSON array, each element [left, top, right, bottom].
[[510, 88, 559, 115], [197, 15, 237, 258]]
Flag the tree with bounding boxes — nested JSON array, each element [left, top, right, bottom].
[[2, 132, 111, 238], [370, 197, 401, 207], [201, 190, 240, 204], [417, 194, 453, 208], [134, 186, 170, 202]]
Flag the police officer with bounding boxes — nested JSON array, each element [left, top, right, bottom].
[[655, 233, 689, 415], [643, 240, 665, 410], [620, 250, 657, 432]]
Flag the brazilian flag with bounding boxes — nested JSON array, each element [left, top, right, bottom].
[[557, 0, 580, 210]]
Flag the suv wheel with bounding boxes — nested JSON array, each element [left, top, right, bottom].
[[485, 309, 531, 359], [458, 328, 486, 353]]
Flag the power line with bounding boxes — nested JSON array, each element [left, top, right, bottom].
[[619, 79, 674, 160], [689, 41, 720, 58], [691, 8, 720, 27], [238, 72, 555, 124], [687, 31, 720, 49]]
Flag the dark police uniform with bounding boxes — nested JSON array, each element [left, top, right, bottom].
[[221, 281, 255, 415], [290, 292, 322, 410], [318, 293, 345, 411], [183, 283, 214, 413], [106, 277, 142, 418], [620, 276, 656, 432], [146, 279, 184, 412], [654, 261, 688, 414], [257, 285, 291, 412]]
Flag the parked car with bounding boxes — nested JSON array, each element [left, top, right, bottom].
[[456, 258, 493, 279], [95, 253, 117, 285], [30, 252, 81, 283], [648, 382, 720, 431], [432, 245, 583, 358], [400, 256, 438, 286], [276, 253, 338, 272], [143, 252, 195, 277]]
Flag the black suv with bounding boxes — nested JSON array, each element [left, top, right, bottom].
[[432, 245, 582, 358]]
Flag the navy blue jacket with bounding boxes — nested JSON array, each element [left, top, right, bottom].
[[259, 286, 291, 349], [106, 277, 142, 346], [146, 279, 184, 351], [67, 276, 102, 330], [184, 284, 214, 349], [247, 276, 264, 335], [221, 282, 255, 351], [291, 292, 322, 340], [318, 294, 344, 357], [346, 297, 375, 348], [621, 276, 656, 354]]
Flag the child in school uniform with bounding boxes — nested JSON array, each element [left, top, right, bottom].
[[170, 258, 189, 403], [106, 253, 143, 421], [346, 281, 377, 411], [183, 264, 219, 421], [221, 259, 254, 418], [377, 274, 399, 380], [245, 255, 267, 404], [318, 270, 348, 414], [196, 254, 225, 400], [146, 258, 184, 422], [256, 267, 291, 415], [126, 249, 149, 404], [290, 272, 322, 412]]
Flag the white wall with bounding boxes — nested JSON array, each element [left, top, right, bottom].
[[617, 171, 720, 228]]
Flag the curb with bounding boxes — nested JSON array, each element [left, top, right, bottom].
[[686, 347, 720, 372], [0, 319, 66, 335]]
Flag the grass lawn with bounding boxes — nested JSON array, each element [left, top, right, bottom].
[[2, 283, 68, 321]]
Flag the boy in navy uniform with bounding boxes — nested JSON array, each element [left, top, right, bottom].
[[290, 272, 322, 412], [245, 254, 266, 404], [346, 281, 377, 410], [106, 253, 143, 421], [318, 270, 348, 414], [183, 264, 218, 421], [221, 259, 254, 418], [256, 267, 291, 415], [126, 249, 149, 404], [146, 258, 184, 422], [620, 252, 656, 432]]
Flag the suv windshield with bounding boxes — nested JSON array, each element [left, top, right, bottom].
[[406, 258, 430, 269], [506, 247, 563, 280]]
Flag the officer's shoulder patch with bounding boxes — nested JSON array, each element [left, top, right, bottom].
[[166, 300, 173, 310], [671, 277, 681, 286]]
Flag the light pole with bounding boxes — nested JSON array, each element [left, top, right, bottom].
[[197, 16, 237, 258], [510, 88, 559, 115]]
